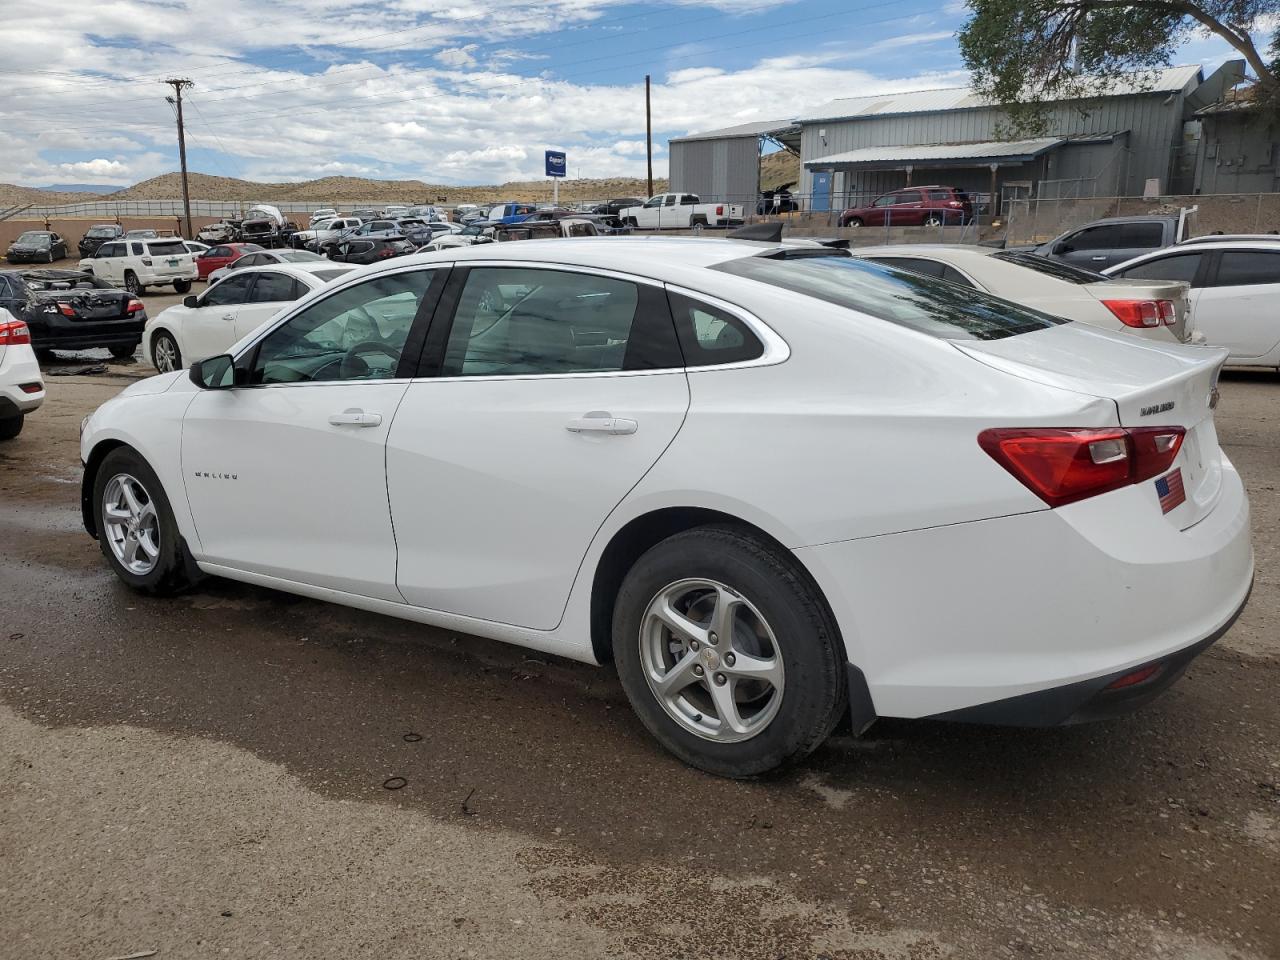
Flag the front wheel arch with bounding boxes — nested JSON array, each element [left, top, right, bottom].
[[81, 438, 128, 537]]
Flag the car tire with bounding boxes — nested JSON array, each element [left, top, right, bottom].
[[151, 331, 180, 373], [44, 250, 54, 263], [93, 446, 201, 596], [124, 271, 143, 296], [109, 343, 138, 361], [844, 217, 863, 228], [35, 348, 56, 364], [923, 215, 944, 228], [173, 279, 192, 294], [626, 217, 638, 229], [0, 413, 23, 441], [612, 524, 847, 778]]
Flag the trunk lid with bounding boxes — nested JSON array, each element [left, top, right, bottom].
[[1080, 277, 1192, 342], [955, 323, 1228, 529]]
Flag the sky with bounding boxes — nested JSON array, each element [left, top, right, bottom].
[[0, 0, 1262, 189]]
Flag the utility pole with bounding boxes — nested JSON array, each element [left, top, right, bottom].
[[645, 74, 653, 198], [164, 79, 194, 239]]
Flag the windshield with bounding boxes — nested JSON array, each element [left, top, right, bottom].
[[462, 225, 485, 236], [993, 251, 1107, 284], [714, 254, 1066, 341], [86, 227, 117, 238], [16, 232, 47, 243]]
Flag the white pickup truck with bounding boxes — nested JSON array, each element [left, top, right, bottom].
[[618, 193, 745, 230]]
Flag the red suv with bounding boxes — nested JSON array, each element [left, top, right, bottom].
[[839, 186, 973, 228]]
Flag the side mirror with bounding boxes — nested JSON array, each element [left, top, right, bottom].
[[183, 295, 199, 308], [189, 354, 236, 390]]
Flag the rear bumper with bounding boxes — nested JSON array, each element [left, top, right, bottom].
[[29, 313, 147, 350], [798, 455, 1254, 721], [0, 345, 45, 414]]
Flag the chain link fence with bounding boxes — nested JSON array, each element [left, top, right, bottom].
[[1005, 192, 1280, 245]]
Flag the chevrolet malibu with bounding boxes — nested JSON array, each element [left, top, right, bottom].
[[78, 238, 1254, 777]]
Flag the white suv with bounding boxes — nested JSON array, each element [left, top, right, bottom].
[[79, 238, 198, 296], [0, 307, 45, 440]]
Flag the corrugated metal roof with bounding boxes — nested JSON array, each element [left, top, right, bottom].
[[804, 137, 1064, 168], [670, 119, 799, 142], [797, 66, 1203, 123]]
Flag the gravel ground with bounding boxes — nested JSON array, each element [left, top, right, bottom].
[[1, 323, 1277, 959]]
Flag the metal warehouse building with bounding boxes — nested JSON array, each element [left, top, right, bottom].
[[670, 61, 1246, 212], [667, 119, 801, 206]]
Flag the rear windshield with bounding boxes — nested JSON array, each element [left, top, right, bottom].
[[714, 254, 1065, 340], [146, 241, 187, 257], [312, 269, 354, 283], [993, 251, 1107, 283], [276, 251, 323, 262]]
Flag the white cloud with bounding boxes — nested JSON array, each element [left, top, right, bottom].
[[55, 158, 130, 178]]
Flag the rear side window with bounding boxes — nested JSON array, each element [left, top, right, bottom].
[[131, 243, 144, 255], [1212, 250, 1280, 286], [715, 254, 1064, 341], [667, 292, 764, 366], [865, 257, 976, 289], [439, 267, 680, 376], [928, 190, 953, 201], [1115, 252, 1203, 284]]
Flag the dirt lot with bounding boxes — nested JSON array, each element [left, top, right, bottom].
[[0, 321, 1277, 958]]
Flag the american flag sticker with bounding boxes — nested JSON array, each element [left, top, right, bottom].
[[1155, 468, 1186, 514]]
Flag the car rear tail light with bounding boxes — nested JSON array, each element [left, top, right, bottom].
[[57, 302, 77, 316], [141, 257, 153, 266], [716, 205, 724, 216], [1158, 300, 1176, 325], [0, 319, 31, 345], [947, 200, 963, 207], [19, 382, 41, 394], [126, 298, 144, 313], [1101, 299, 1164, 328], [978, 426, 1186, 507]]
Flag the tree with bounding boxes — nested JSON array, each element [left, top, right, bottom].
[[958, 0, 1280, 131]]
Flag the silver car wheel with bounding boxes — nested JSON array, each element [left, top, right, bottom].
[[153, 335, 178, 373], [640, 578, 785, 743], [102, 473, 161, 575]]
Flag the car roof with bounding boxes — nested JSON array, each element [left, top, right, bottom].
[[850, 244, 996, 261], [233, 262, 356, 281], [1178, 234, 1280, 245]]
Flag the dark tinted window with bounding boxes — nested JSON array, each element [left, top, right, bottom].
[[203, 273, 255, 307], [714, 254, 1064, 340], [440, 267, 680, 376], [895, 192, 924, 204], [994, 251, 1106, 283], [667, 292, 764, 366], [130, 243, 144, 255], [249, 271, 298, 303], [927, 190, 954, 201], [1066, 222, 1163, 251], [1213, 250, 1280, 286], [1115, 252, 1203, 284], [313, 269, 354, 283], [863, 257, 976, 289], [148, 240, 186, 257], [97, 243, 123, 258]]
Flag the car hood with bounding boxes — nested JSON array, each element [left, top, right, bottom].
[[118, 370, 187, 397]]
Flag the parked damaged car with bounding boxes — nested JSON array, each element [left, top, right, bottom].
[[238, 205, 292, 249], [197, 220, 242, 244], [78, 224, 125, 257], [324, 236, 415, 264], [0, 269, 145, 358]]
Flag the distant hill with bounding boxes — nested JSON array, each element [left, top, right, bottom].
[[4, 157, 801, 213], [37, 183, 114, 194]]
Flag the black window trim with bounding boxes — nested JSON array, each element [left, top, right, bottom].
[[1203, 247, 1280, 288], [410, 262, 787, 380], [1115, 249, 1212, 287]]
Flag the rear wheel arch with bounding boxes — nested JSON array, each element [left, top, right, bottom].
[[588, 507, 848, 667]]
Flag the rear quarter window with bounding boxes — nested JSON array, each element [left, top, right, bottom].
[[714, 254, 1064, 341]]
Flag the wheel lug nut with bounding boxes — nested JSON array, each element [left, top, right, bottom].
[[714, 672, 727, 686], [708, 632, 718, 645], [725, 653, 736, 667], [689, 639, 700, 651], [693, 665, 704, 677]]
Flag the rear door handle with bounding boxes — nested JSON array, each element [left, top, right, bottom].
[[329, 408, 382, 427], [221, 313, 235, 321], [566, 412, 637, 435], [1090, 255, 1107, 261]]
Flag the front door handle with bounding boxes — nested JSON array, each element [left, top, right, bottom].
[[222, 313, 235, 321], [329, 408, 382, 427], [566, 412, 637, 436], [1090, 255, 1107, 261]]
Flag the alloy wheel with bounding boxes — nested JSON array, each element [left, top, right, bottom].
[[639, 578, 785, 743], [101, 473, 161, 575], [153, 335, 178, 373]]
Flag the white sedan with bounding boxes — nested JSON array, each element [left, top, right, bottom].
[[1105, 240, 1280, 368], [0, 307, 44, 440], [80, 238, 1253, 776], [851, 245, 1194, 342], [142, 262, 355, 373]]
